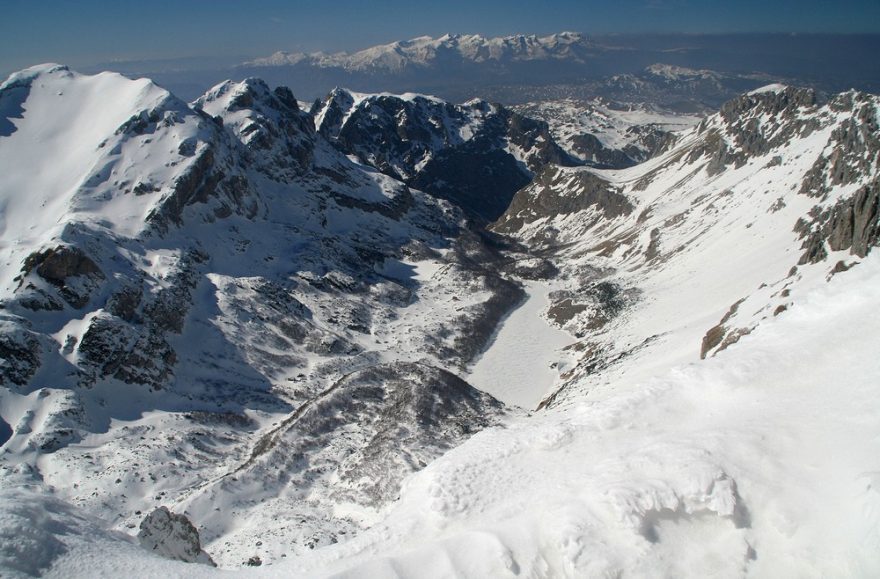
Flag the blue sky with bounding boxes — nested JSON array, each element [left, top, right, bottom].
[[2, 0, 879, 74]]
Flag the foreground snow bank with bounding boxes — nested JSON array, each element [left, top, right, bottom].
[[3, 256, 879, 577]]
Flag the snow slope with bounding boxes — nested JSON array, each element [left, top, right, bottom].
[[0, 64, 242, 290], [284, 251, 880, 578]]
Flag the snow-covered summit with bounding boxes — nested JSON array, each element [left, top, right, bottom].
[[0, 64, 258, 290]]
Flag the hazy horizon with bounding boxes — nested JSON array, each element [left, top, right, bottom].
[[2, 0, 880, 76]]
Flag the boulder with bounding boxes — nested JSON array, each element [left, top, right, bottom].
[[137, 507, 215, 566]]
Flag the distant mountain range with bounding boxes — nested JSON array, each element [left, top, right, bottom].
[[96, 32, 880, 107], [246, 32, 598, 71]]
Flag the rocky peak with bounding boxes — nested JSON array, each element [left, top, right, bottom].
[[313, 87, 356, 138], [718, 85, 818, 123], [313, 88, 576, 221], [196, 79, 315, 181], [686, 85, 825, 175], [800, 91, 880, 199]]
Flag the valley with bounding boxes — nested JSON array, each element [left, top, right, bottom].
[[0, 59, 878, 578]]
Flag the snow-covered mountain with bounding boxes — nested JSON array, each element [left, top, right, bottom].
[[1, 63, 879, 578], [495, 85, 880, 407], [513, 98, 701, 168], [248, 32, 597, 73], [0, 65, 524, 567], [237, 33, 794, 109], [312, 88, 577, 221]]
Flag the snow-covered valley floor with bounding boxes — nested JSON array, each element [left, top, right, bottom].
[[467, 282, 574, 410]]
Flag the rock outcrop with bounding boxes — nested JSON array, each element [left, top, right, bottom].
[[314, 89, 577, 222], [138, 507, 215, 566], [493, 165, 633, 238]]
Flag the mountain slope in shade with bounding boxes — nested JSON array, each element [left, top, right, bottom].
[[312, 87, 577, 222]]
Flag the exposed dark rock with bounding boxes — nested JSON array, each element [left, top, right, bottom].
[[77, 314, 139, 383], [689, 87, 822, 176], [315, 90, 576, 222], [800, 93, 880, 198], [701, 298, 746, 359], [147, 146, 257, 232], [547, 298, 588, 326], [701, 325, 726, 359], [184, 411, 255, 429], [26, 246, 102, 283], [645, 228, 662, 261], [142, 250, 207, 334], [0, 322, 42, 387], [505, 109, 575, 172], [795, 178, 880, 264], [138, 507, 215, 566], [830, 260, 854, 276], [411, 146, 531, 223], [16, 286, 64, 312], [20, 246, 105, 309], [494, 166, 633, 236], [107, 285, 143, 322]]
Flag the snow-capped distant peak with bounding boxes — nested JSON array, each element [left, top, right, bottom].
[[748, 83, 789, 95], [244, 31, 595, 73]]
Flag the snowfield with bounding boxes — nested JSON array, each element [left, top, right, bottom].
[[467, 282, 574, 409]]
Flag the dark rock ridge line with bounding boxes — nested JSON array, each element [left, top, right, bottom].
[[313, 88, 578, 223], [493, 166, 633, 239]]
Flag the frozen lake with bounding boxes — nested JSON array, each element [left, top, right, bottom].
[[467, 281, 573, 409]]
